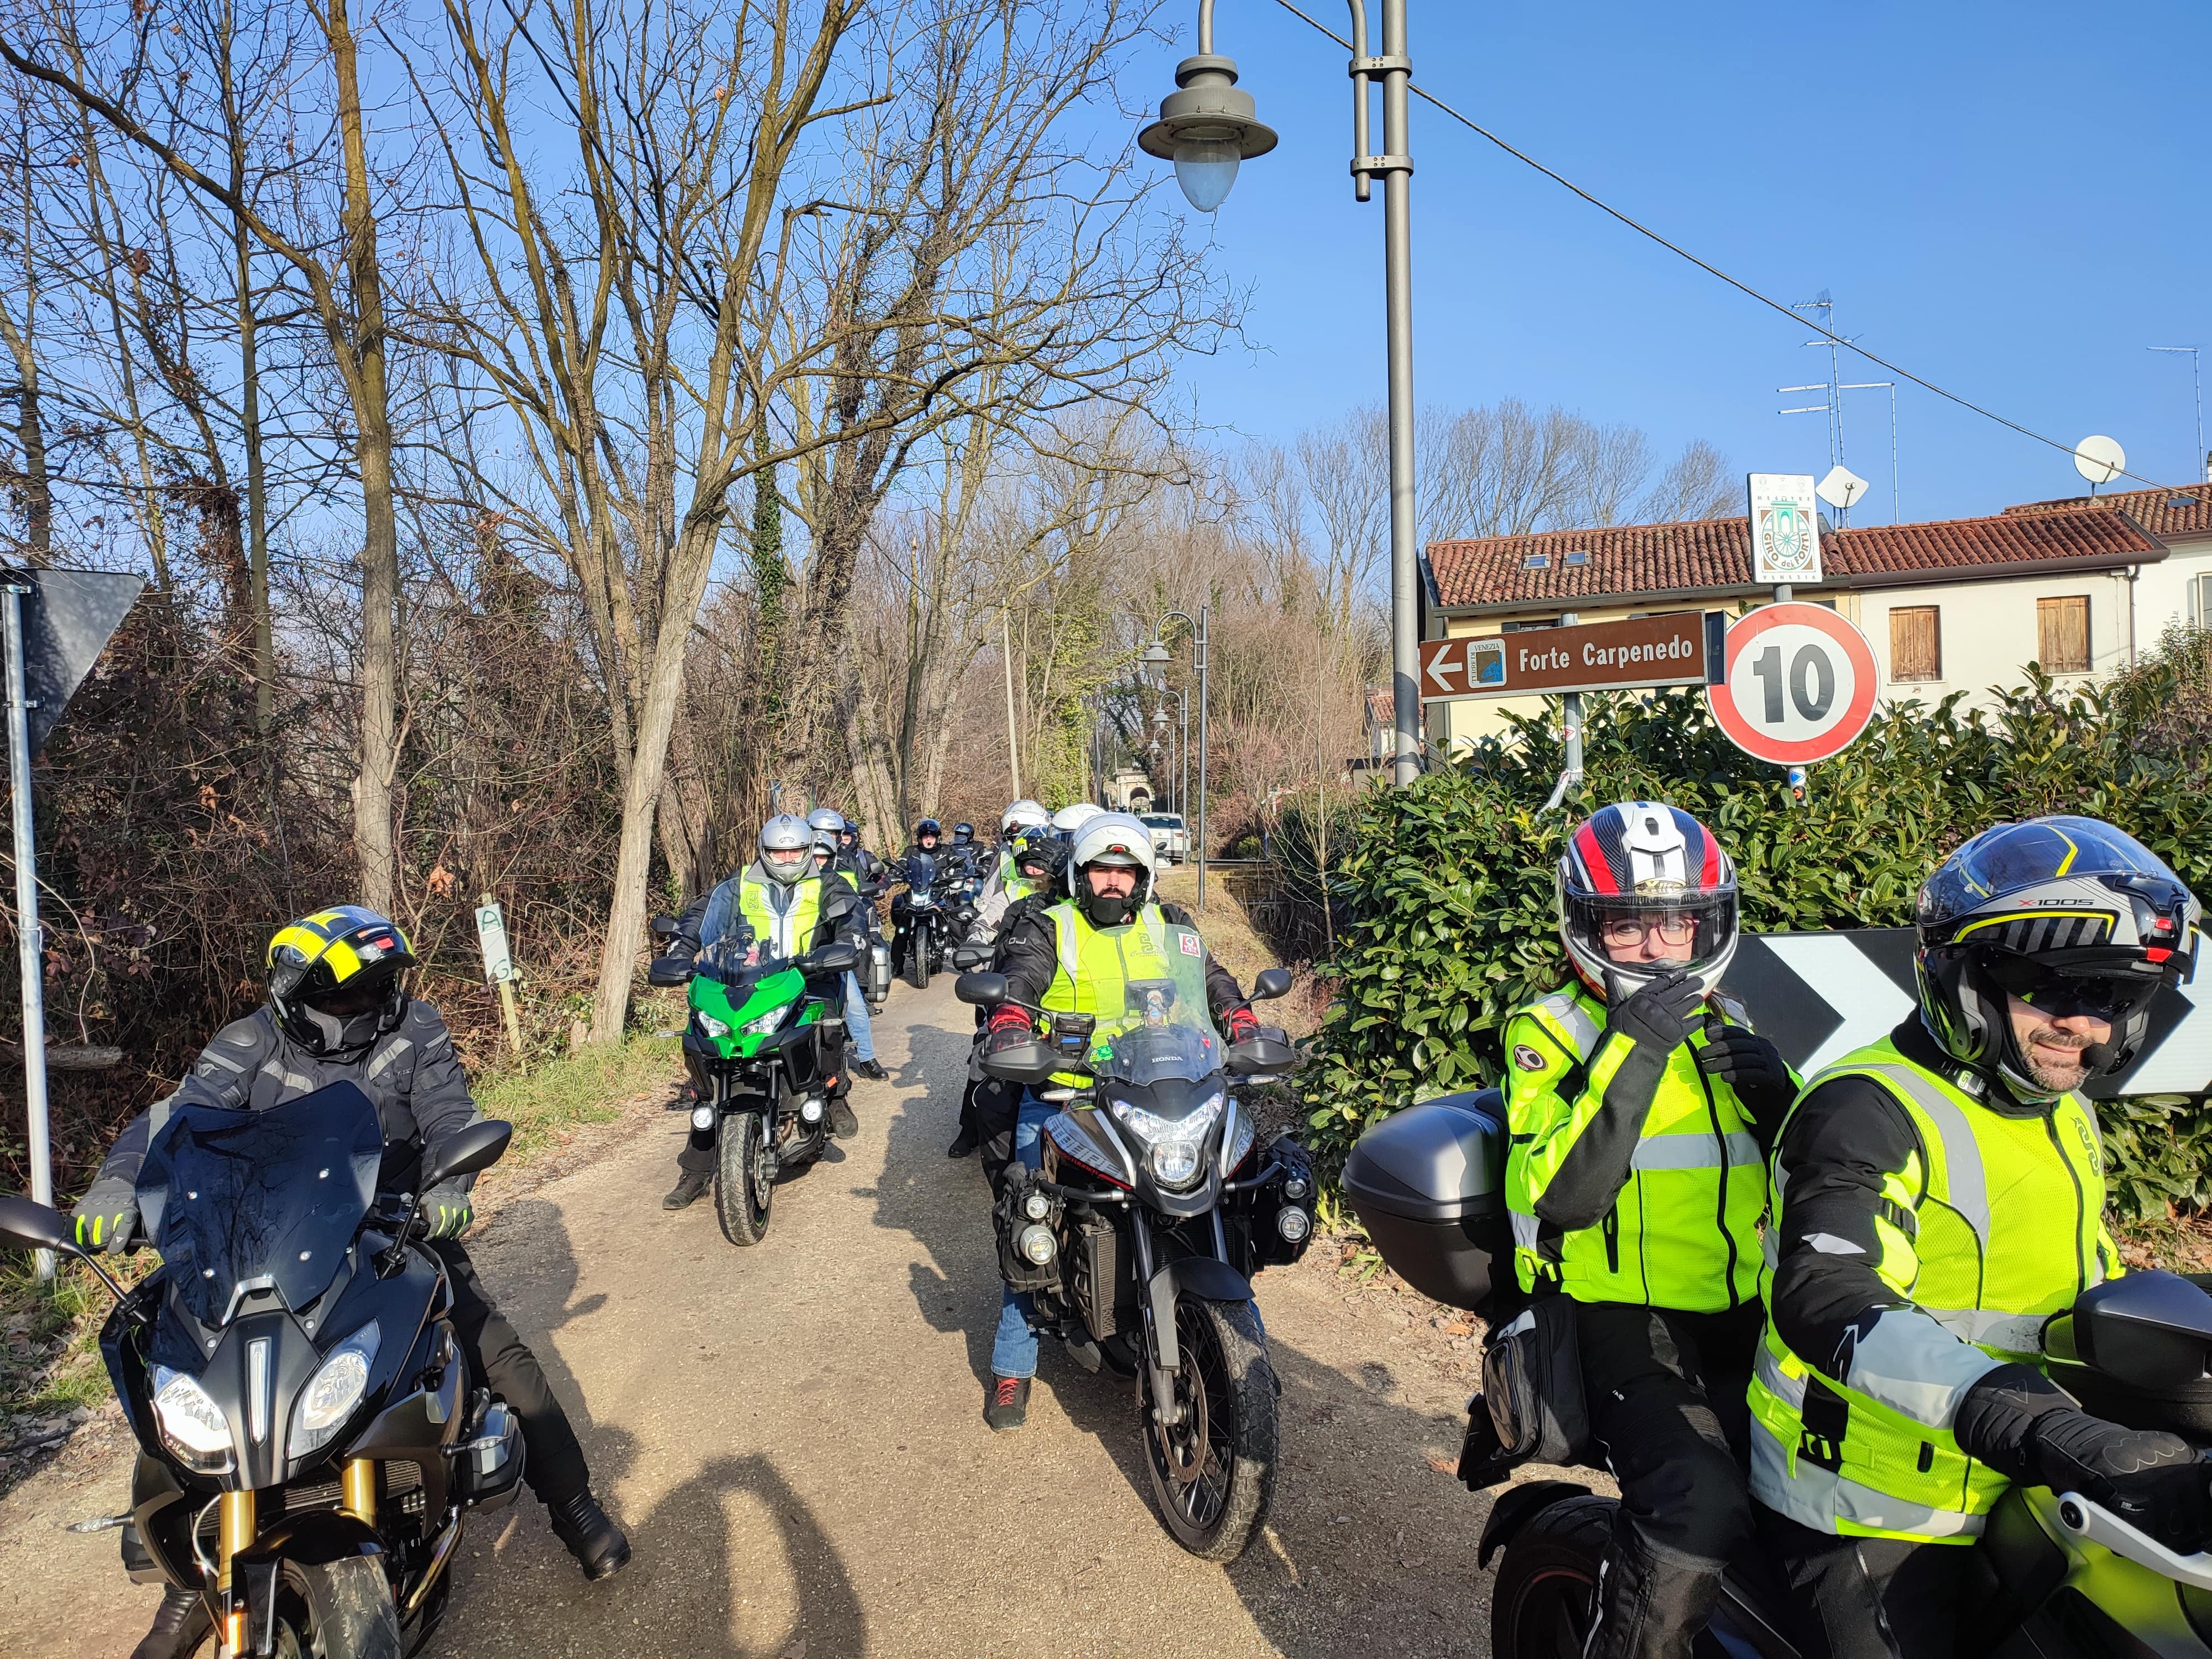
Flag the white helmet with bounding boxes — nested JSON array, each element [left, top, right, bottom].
[[1051, 801, 1104, 837], [1001, 799, 1050, 836], [758, 813, 815, 886], [1067, 811, 1158, 926]]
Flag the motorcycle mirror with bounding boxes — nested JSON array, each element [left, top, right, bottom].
[[2063, 1271, 2212, 1390], [955, 971, 1008, 1008], [951, 946, 987, 970], [421, 1120, 514, 1191], [808, 942, 860, 976], [0, 1192, 72, 1254], [1252, 967, 1293, 1001], [648, 956, 696, 988], [649, 915, 679, 938]]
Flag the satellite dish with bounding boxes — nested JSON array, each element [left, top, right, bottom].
[[1815, 465, 1869, 511], [2074, 435, 2126, 486]]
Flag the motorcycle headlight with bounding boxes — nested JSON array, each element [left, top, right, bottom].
[[696, 1011, 732, 1040], [1110, 1092, 1223, 1192], [150, 1365, 235, 1474], [743, 1009, 783, 1036], [287, 1322, 380, 1460]]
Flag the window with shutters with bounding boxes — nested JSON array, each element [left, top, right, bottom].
[[2037, 595, 2091, 675], [1889, 606, 1942, 683]]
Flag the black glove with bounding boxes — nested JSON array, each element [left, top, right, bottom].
[[71, 1176, 138, 1254], [418, 1181, 474, 1241], [1697, 1025, 1796, 1115], [1958, 1364, 2212, 1552], [1604, 969, 1704, 1053]]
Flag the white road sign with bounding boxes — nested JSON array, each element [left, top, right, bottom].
[[476, 900, 517, 984], [1747, 472, 1824, 585], [1706, 602, 1879, 765]]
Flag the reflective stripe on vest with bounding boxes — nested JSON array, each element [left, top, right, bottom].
[[739, 876, 823, 961], [1041, 902, 1183, 1082], [1747, 1037, 2107, 1543]]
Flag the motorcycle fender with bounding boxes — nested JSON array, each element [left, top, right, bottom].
[[238, 1508, 386, 1570], [1477, 1479, 1594, 1569], [1146, 1256, 1253, 1374]]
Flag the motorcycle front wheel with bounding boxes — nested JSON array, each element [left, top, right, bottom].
[[1140, 1294, 1277, 1562], [213, 1557, 401, 1659], [714, 1111, 774, 1245], [1488, 1494, 1614, 1659], [906, 933, 931, 991]]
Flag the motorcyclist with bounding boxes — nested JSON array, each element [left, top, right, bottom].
[[974, 812, 1258, 1430], [1503, 802, 1798, 1659], [996, 800, 1051, 886], [836, 817, 889, 891], [947, 821, 980, 879], [1750, 817, 2206, 1659], [71, 907, 630, 1657], [947, 827, 1067, 1162], [662, 815, 870, 1210], [807, 816, 889, 1083], [1049, 801, 1102, 843]]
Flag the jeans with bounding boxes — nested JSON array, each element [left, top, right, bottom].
[[990, 1092, 1057, 1379], [843, 972, 874, 1062]]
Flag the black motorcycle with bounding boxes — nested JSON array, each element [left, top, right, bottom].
[[1344, 1090, 2212, 1659], [0, 1083, 523, 1658], [892, 852, 975, 991], [957, 956, 1310, 1561]]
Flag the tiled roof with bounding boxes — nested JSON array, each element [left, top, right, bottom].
[[2003, 482, 2212, 540], [1426, 507, 2164, 612]]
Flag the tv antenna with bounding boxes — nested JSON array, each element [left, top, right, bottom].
[[1778, 295, 1900, 521], [2148, 346, 2204, 483]]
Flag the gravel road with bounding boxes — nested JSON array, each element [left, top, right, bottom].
[[0, 980, 1503, 1658]]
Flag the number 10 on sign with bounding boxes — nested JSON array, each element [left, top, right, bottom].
[[1707, 602, 1879, 766]]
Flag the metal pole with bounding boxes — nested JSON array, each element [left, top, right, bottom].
[[1380, 0, 1420, 789], [1196, 607, 1210, 912], [5, 580, 53, 1282], [999, 607, 1021, 801]]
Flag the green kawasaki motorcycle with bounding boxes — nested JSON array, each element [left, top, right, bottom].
[[650, 920, 860, 1246]]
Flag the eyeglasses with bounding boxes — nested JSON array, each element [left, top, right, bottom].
[[1601, 916, 1698, 948]]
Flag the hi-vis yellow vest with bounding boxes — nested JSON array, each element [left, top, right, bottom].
[[1504, 985, 1768, 1312], [1040, 901, 1199, 1087], [1747, 1036, 2116, 1543], [739, 875, 824, 961]]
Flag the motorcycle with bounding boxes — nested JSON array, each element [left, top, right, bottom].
[[0, 1084, 523, 1658], [650, 918, 859, 1246], [956, 952, 1310, 1562], [892, 852, 975, 992], [1343, 1089, 2212, 1659]]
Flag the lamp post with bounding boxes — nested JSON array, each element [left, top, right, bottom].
[[1141, 606, 1209, 910], [1152, 685, 1190, 822], [1140, 0, 1420, 788]]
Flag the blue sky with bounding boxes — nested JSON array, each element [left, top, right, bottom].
[[1137, 0, 2211, 523]]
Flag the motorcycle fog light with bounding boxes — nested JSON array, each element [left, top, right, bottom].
[[1276, 1207, 1311, 1244], [691, 1105, 716, 1131], [800, 1098, 825, 1123], [1017, 1223, 1057, 1265], [1150, 1141, 1202, 1189], [150, 1365, 235, 1474], [288, 1321, 381, 1460], [1284, 1175, 1310, 1201], [1021, 1190, 1050, 1222]]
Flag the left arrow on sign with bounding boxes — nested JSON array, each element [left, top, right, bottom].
[[1423, 643, 1459, 695]]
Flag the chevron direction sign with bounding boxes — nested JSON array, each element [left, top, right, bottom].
[[1721, 929, 2210, 1100]]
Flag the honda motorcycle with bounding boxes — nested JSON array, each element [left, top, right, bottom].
[[0, 1084, 522, 1658], [957, 953, 1310, 1562], [1344, 1089, 2212, 1659], [650, 919, 859, 1246]]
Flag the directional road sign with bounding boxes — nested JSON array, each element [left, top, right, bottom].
[[1419, 612, 1725, 703], [1706, 602, 1877, 764]]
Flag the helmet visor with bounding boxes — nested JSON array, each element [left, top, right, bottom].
[[1566, 892, 1737, 980], [763, 848, 810, 881]]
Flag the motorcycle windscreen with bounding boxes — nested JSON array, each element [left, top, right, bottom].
[[136, 1083, 385, 1328], [906, 851, 937, 893], [1091, 922, 1224, 1097]]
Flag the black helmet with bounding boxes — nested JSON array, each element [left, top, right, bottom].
[[1010, 828, 1066, 884], [915, 818, 942, 842], [267, 906, 417, 1057], [952, 822, 975, 844], [1916, 816, 2199, 1098]]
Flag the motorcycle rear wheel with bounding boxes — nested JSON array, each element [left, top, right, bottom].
[[1488, 1494, 1613, 1659], [714, 1112, 774, 1246], [1140, 1295, 1276, 1562]]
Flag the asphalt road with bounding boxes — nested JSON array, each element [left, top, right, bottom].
[[0, 980, 1499, 1658]]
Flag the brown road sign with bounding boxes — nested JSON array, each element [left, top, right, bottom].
[[1419, 611, 1726, 703]]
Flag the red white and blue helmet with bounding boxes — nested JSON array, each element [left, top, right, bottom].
[[1558, 801, 1740, 995]]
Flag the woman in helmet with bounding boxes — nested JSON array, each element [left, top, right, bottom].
[[1502, 802, 1798, 1659], [70, 907, 630, 1653], [1752, 818, 2206, 1659]]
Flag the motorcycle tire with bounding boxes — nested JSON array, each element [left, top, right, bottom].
[[1140, 1295, 1277, 1563], [714, 1111, 774, 1246], [906, 942, 930, 992], [1487, 1494, 1614, 1659], [279, 1554, 403, 1659]]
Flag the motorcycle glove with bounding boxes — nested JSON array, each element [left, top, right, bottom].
[[1695, 1026, 1795, 1116], [419, 1182, 474, 1241], [1603, 969, 1705, 1055], [71, 1176, 138, 1254], [986, 1005, 1034, 1035], [1225, 1004, 1260, 1044]]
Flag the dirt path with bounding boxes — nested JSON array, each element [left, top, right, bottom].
[[0, 982, 1512, 1659]]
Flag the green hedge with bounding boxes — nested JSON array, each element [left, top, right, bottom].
[[1303, 637, 2212, 1224]]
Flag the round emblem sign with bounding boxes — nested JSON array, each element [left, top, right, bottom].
[[1705, 603, 1879, 765]]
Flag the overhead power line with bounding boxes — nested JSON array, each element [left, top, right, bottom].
[[1266, 0, 2161, 491]]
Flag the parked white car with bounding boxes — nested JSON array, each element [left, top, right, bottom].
[[1141, 813, 1187, 864]]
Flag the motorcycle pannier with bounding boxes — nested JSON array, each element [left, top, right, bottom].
[[1342, 1091, 1509, 1317], [866, 940, 893, 1006]]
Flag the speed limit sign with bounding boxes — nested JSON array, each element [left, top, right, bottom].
[[1707, 602, 1879, 764]]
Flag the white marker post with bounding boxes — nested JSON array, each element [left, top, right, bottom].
[[476, 895, 524, 1058]]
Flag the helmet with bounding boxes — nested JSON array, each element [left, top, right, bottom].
[[1002, 799, 1050, 835], [1010, 827, 1066, 884], [806, 807, 847, 836], [952, 822, 975, 845], [1068, 811, 1158, 927], [914, 818, 942, 843], [810, 828, 838, 864], [267, 905, 418, 1057], [1051, 802, 1103, 838], [758, 813, 815, 886], [1916, 816, 2199, 1099], [1558, 802, 1739, 997]]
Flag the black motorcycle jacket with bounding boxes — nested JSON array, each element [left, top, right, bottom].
[[93, 1002, 484, 1198], [995, 898, 1246, 1022]]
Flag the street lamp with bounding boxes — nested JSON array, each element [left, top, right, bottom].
[[1142, 609, 1209, 909], [1140, 0, 1421, 787]]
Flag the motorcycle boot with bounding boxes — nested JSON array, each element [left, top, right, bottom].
[[662, 1169, 712, 1210], [128, 1585, 210, 1659], [549, 1489, 632, 1580], [853, 1057, 889, 1082], [828, 1074, 860, 1139]]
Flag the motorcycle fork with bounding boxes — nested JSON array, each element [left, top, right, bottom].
[[1128, 1212, 1188, 1430], [216, 1489, 255, 1653]]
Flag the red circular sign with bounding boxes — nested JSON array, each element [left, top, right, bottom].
[[1705, 603, 1879, 764]]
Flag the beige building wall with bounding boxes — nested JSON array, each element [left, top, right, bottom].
[[2135, 534, 2212, 637]]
